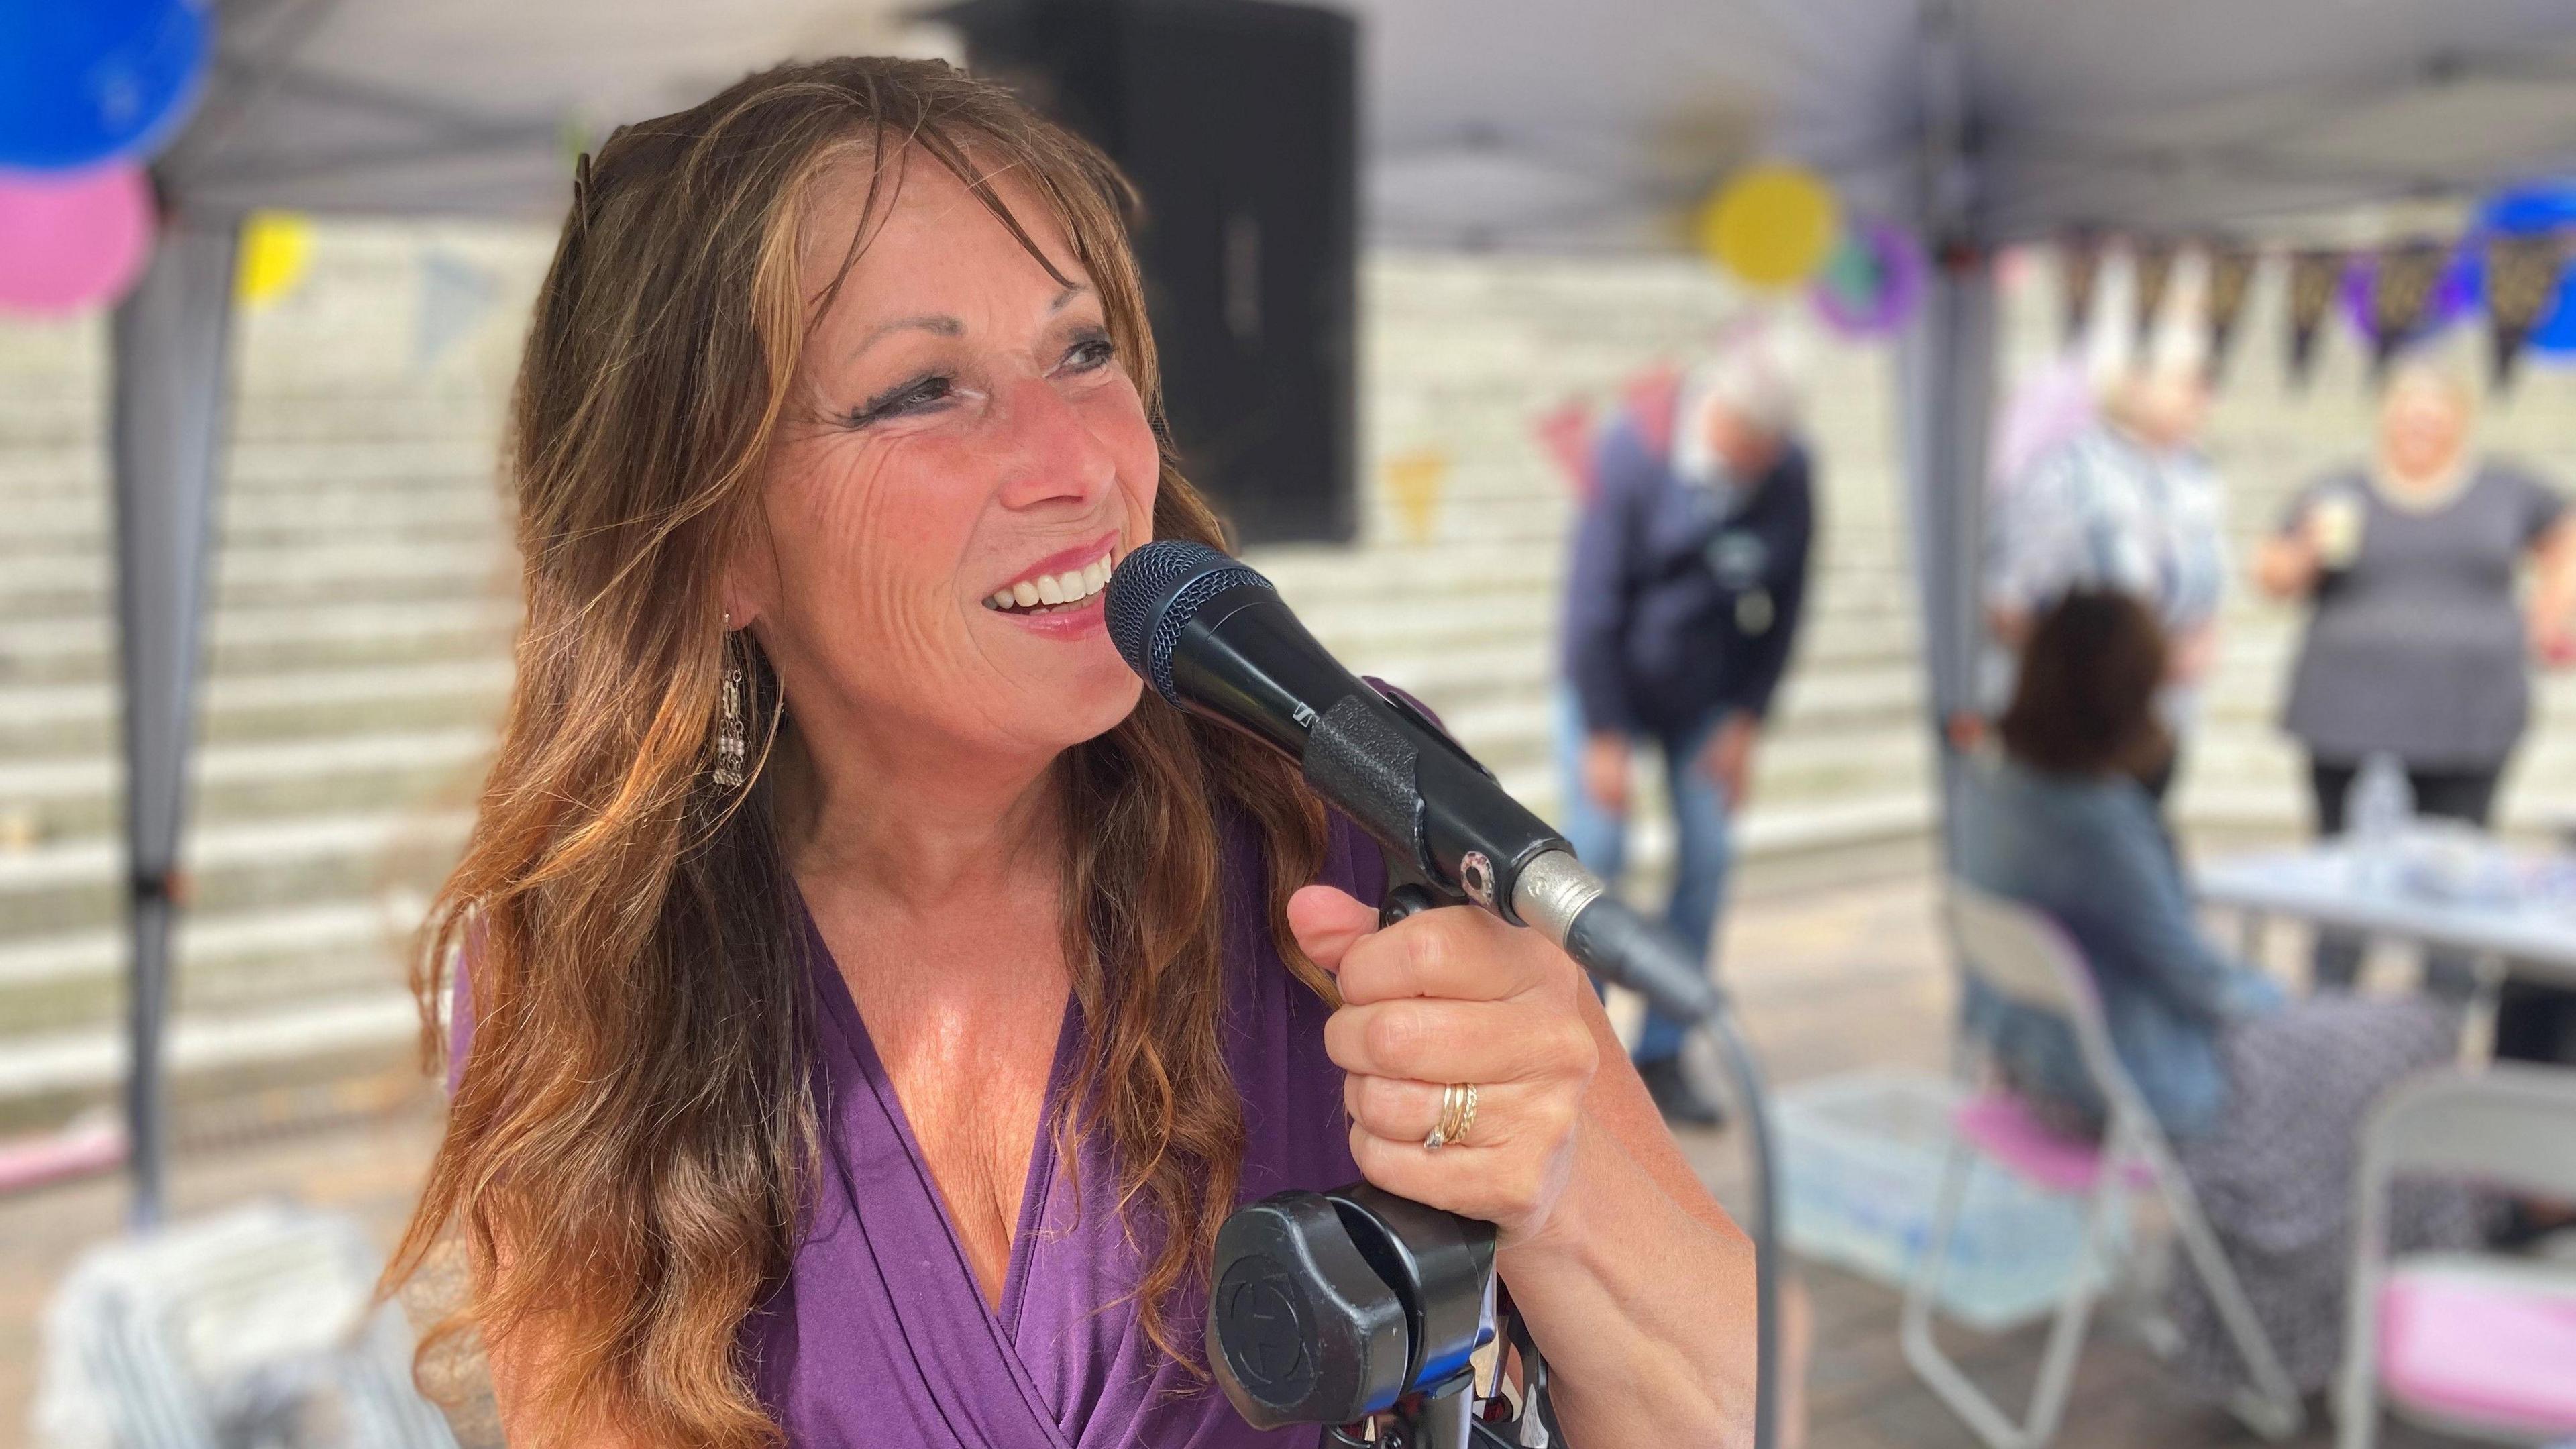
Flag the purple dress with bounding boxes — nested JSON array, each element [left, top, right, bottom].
[[743, 812, 1379, 1447]]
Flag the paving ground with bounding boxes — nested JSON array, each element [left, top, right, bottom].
[[0, 852, 2467, 1449]]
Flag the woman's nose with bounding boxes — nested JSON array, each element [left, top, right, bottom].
[[989, 374, 1120, 512]]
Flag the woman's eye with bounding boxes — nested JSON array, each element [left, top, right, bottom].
[[1061, 333, 1116, 373], [845, 374, 953, 428]]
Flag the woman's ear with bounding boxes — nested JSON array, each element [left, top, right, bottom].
[[717, 515, 780, 633]]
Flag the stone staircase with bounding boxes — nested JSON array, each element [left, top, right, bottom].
[[0, 233, 1941, 1136], [17, 231, 2573, 1138], [0, 227, 531, 1134]]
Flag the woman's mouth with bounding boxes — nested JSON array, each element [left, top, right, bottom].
[[982, 541, 1118, 618]]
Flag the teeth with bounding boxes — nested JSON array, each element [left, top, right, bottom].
[[989, 549, 1117, 612]]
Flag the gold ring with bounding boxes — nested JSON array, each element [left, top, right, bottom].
[[1424, 1082, 1479, 1152]]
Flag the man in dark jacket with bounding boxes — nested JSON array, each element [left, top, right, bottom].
[[1558, 349, 1817, 1125]]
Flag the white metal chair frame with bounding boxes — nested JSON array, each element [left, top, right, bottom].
[[1900, 882, 2304, 1449], [2337, 1064, 2576, 1449]]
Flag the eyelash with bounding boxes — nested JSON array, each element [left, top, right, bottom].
[[843, 330, 1118, 429]]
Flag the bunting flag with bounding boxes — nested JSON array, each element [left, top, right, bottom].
[[2285, 248, 2344, 387], [2132, 240, 2178, 342], [2202, 246, 2257, 380], [414, 248, 502, 371], [2483, 232, 2566, 390], [1381, 449, 1452, 545], [2367, 239, 2447, 374], [1534, 398, 1598, 501], [2058, 233, 2102, 345]]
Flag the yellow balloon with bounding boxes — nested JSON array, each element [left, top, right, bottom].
[[236, 212, 313, 305], [1696, 164, 1841, 290]]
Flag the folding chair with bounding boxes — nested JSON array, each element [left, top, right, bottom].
[[2338, 1065, 2576, 1449], [1900, 881, 2304, 1449]]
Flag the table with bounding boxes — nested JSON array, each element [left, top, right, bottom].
[[2196, 845, 2576, 989]]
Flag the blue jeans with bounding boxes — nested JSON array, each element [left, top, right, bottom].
[[1552, 686, 1734, 1064]]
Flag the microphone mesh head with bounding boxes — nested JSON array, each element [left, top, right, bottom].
[[1105, 539, 1275, 704]]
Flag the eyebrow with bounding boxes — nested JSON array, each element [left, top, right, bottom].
[[847, 286, 1095, 362]]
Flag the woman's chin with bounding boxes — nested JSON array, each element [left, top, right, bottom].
[[1008, 667, 1144, 753]]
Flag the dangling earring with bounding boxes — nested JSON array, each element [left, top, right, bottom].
[[713, 614, 748, 790]]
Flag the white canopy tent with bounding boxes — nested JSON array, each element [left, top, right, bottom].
[[115, 0, 2576, 1220]]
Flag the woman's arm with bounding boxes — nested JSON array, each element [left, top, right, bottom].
[[2251, 525, 2321, 601], [2527, 515, 2576, 665], [2086, 793, 2281, 1022], [1289, 887, 1756, 1448], [1489, 988, 1758, 1445]]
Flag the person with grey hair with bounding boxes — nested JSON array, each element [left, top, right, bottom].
[[1986, 359, 2229, 802], [1557, 343, 1818, 1126]]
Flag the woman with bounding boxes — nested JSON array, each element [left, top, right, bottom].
[[1957, 591, 2477, 1398], [2253, 362, 2576, 1019], [1982, 360, 2229, 804], [386, 58, 1752, 1448]]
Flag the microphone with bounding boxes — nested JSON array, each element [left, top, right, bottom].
[[1105, 539, 1719, 1025]]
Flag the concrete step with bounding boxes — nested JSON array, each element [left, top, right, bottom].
[[0, 657, 511, 757], [0, 596, 517, 685], [1452, 701, 1935, 800], [1343, 641, 1924, 724], [1, 541, 511, 616], [0, 393, 502, 450], [0, 439, 503, 495], [0, 488, 506, 554], [0, 726, 492, 839], [0, 809, 467, 938], [0, 895, 423, 1038], [0, 989, 422, 1134]]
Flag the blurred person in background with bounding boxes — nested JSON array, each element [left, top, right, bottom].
[[1558, 339, 1817, 1126], [1985, 358, 2228, 803], [388, 58, 1755, 1449], [2253, 360, 2576, 1053], [1960, 590, 2481, 1401]]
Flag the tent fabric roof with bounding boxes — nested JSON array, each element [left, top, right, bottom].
[[174, 0, 2576, 245]]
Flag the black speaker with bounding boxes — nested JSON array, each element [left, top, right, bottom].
[[936, 0, 1358, 547]]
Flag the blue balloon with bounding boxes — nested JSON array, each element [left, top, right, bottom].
[[2526, 268, 2576, 358], [0, 0, 211, 172], [2481, 183, 2576, 237]]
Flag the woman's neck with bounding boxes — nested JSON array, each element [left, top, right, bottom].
[[777, 719, 1065, 913], [2372, 451, 2471, 513]]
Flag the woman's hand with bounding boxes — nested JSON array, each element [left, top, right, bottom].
[[1697, 712, 1760, 807], [1580, 732, 1632, 816], [2251, 529, 2322, 600], [2532, 517, 2576, 669], [1286, 885, 1599, 1246]]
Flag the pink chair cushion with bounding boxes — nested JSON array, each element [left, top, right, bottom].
[[2379, 1258, 2576, 1433], [1953, 1091, 2127, 1195]]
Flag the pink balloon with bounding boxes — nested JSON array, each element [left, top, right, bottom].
[[0, 164, 154, 315]]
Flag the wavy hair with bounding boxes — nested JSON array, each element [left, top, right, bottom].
[[384, 56, 1330, 1447]]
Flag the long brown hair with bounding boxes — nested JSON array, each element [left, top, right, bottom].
[[386, 57, 1331, 1446], [1998, 589, 2173, 780]]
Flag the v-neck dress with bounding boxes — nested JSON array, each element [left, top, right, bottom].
[[741, 811, 1379, 1447]]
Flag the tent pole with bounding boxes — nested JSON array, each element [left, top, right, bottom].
[[109, 211, 243, 1230], [1896, 254, 1997, 865], [1897, 0, 1997, 867]]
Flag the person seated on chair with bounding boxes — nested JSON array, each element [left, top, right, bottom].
[[1956, 588, 2483, 1402]]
